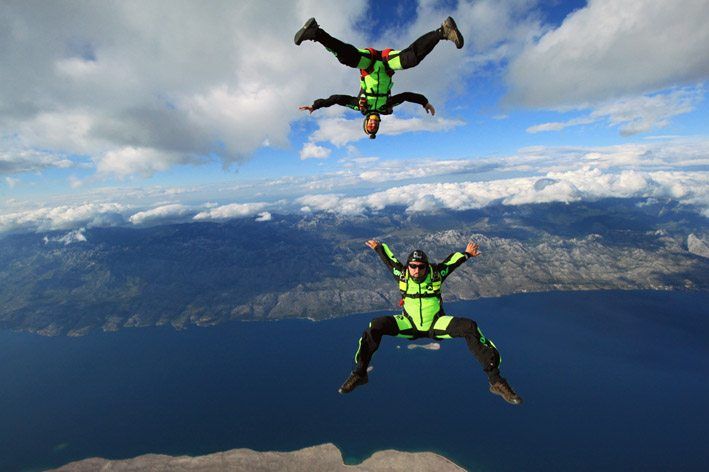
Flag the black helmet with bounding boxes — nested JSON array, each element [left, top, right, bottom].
[[407, 249, 429, 264]]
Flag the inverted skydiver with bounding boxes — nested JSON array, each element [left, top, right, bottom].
[[295, 16, 464, 139]]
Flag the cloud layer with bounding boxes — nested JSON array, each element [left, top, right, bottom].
[[3, 138, 706, 234], [295, 169, 708, 215]]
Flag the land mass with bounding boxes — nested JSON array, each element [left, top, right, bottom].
[[51, 443, 465, 471], [1, 199, 707, 336]]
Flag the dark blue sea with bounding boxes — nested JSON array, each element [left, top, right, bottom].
[[1, 290, 708, 471]]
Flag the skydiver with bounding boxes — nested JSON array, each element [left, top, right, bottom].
[[295, 16, 463, 139], [338, 239, 523, 405]]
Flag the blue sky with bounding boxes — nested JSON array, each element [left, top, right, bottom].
[[1, 0, 707, 232]]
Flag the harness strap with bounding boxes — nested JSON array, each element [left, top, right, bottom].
[[427, 310, 444, 338], [400, 310, 422, 339], [360, 48, 395, 78], [398, 267, 442, 299], [404, 293, 441, 299]]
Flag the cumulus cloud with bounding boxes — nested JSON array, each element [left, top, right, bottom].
[[296, 168, 709, 215], [128, 204, 191, 225], [193, 202, 269, 221], [96, 147, 199, 178], [300, 142, 331, 160], [255, 211, 272, 222], [0, 203, 130, 233], [43, 228, 88, 245], [506, 0, 709, 108]]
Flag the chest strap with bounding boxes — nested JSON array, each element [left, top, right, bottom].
[[398, 267, 442, 299]]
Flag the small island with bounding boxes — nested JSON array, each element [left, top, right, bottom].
[[52, 443, 465, 471], [407, 342, 441, 351]]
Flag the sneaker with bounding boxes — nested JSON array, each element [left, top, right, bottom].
[[441, 16, 464, 49], [489, 378, 523, 405], [294, 17, 319, 45], [338, 371, 368, 394]]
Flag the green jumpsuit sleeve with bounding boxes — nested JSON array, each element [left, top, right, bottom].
[[433, 251, 470, 281], [373, 242, 405, 279]]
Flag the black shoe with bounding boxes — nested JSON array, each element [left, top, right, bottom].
[[441, 16, 464, 49], [338, 372, 368, 394], [294, 17, 319, 45], [489, 378, 523, 405]]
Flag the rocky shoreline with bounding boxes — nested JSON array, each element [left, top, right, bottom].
[[51, 443, 465, 472]]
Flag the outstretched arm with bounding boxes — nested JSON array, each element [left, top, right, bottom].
[[299, 94, 359, 113], [366, 239, 405, 278], [388, 92, 434, 115], [434, 241, 480, 281]]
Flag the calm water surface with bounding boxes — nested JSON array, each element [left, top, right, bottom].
[[1, 290, 708, 471]]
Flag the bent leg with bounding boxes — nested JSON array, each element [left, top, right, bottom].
[[436, 316, 503, 383], [388, 30, 441, 70], [352, 316, 401, 375], [315, 29, 371, 69]]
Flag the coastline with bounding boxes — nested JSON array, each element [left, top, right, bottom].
[[51, 443, 466, 472]]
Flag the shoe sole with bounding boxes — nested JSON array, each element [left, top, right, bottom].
[[489, 386, 523, 405], [294, 17, 317, 45], [338, 376, 368, 394], [444, 17, 464, 49]]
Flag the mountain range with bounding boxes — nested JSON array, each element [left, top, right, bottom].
[[1, 198, 706, 336]]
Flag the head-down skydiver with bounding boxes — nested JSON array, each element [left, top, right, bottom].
[[295, 16, 464, 139]]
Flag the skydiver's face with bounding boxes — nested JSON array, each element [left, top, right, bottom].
[[408, 262, 427, 278], [365, 116, 380, 134]]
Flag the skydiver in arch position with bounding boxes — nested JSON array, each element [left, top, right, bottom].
[[295, 16, 464, 139], [339, 239, 523, 405]]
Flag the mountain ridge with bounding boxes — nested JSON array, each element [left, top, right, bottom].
[[1, 199, 706, 336]]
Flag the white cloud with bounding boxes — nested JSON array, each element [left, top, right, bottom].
[[0, 147, 74, 175], [193, 202, 269, 221], [255, 211, 272, 222], [296, 168, 709, 215], [43, 228, 88, 245], [128, 204, 191, 225], [0, 203, 130, 233], [594, 88, 703, 136], [5, 177, 19, 188], [96, 146, 196, 178], [2, 138, 707, 234], [528, 87, 704, 135], [300, 142, 331, 160], [57, 228, 88, 245], [506, 0, 709, 108]]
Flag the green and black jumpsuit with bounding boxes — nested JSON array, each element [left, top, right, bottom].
[[307, 27, 443, 114], [352, 243, 504, 384]]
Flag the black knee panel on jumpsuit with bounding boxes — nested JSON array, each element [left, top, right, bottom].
[[448, 317, 501, 375], [354, 316, 399, 374], [315, 29, 363, 68]]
